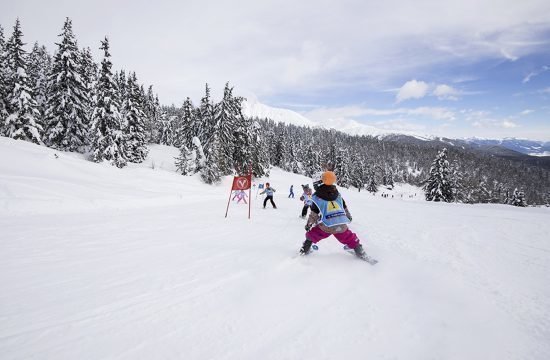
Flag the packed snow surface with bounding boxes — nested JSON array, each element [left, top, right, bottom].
[[1, 137, 549, 360]]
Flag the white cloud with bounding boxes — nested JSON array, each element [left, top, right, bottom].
[[520, 109, 534, 115], [396, 80, 430, 103], [502, 120, 519, 128], [433, 84, 460, 100]]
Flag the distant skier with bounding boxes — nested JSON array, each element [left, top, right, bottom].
[[288, 185, 295, 198], [299, 184, 313, 218], [234, 190, 248, 204], [260, 182, 277, 209], [299, 171, 370, 260]]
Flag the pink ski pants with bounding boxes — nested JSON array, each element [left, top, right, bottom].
[[306, 226, 359, 249]]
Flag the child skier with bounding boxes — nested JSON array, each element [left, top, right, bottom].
[[260, 182, 277, 209], [299, 171, 369, 260], [299, 184, 313, 218], [235, 190, 248, 204]]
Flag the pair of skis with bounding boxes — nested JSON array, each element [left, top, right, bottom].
[[308, 244, 378, 265]]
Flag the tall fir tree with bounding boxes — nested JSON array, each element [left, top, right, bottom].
[[45, 18, 89, 151], [0, 25, 9, 135], [214, 83, 238, 174], [4, 19, 42, 144], [144, 85, 158, 143], [449, 159, 464, 202], [175, 97, 195, 148], [249, 120, 270, 177], [122, 72, 148, 162], [90, 37, 126, 168], [366, 168, 378, 193], [303, 145, 321, 178], [158, 110, 174, 145], [334, 147, 351, 187], [423, 148, 453, 202], [198, 83, 215, 149], [201, 133, 222, 184], [350, 154, 366, 191], [27, 42, 52, 130]]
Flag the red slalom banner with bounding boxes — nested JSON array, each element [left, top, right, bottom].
[[225, 172, 252, 219], [231, 175, 251, 191]]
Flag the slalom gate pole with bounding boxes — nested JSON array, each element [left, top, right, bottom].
[[248, 164, 252, 219], [225, 187, 233, 218]]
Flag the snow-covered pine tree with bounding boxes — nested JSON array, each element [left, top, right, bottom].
[[350, 154, 366, 191], [474, 178, 491, 203], [122, 72, 148, 162], [272, 128, 288, 168], [192, 136, 206, 172], [0, 25, 9, 135], [303, 144, 321, 177], [175, 97, 195, 148], [90, 37, 126, 168], [158, 110, 174, 145], [334, 148, 351, 187], [510, 188, 527, 207], [288, 143, 301, 174], [144, 85, 158, 143], [231, 95, 254, 175], [365, 167, 378, 193], [214, 83, 239, 174], [4, 19, 42, 144], [175, 144, 196, 175], [423, 148, 453, 202], [249, 120, 270, 177], [449, 159, 464, 202], [382, 165, 395, 189], [197, 83, 215, 150], [79, 47, 98, 143], [44, 18, 89, 151], [201, 133, 221, 184], [27, 42, 52, 130]]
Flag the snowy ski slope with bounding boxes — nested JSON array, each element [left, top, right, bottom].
[[1, 137, 549, 360]]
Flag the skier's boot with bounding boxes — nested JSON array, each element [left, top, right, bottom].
[[300, 239, 313, 255], [353, 243, 367, 259]]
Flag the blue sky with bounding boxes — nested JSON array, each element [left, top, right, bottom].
[[2, 0, 550, 140]]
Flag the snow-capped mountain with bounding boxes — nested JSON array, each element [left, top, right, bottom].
[[242, 99, 431, 139], [242, 100, 549, 157], [463, 138, 550, 156], [241, 99, 317, 127]]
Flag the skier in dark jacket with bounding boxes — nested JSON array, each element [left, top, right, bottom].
[[299, 171, 369, 259], [260, 182, 277, 209]]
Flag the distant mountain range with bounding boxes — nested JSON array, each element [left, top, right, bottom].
[[242, 99, 550, 158], [462, 138, 550, 157]]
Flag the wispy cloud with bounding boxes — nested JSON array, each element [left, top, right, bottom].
[[522, 65, 550, 83], [519, 109, 534, 115], [303, 105, 456, 123]]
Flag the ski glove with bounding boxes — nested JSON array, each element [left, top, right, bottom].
[[305, 224, 312, 232]]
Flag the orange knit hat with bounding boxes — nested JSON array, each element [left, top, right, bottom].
[[321, 171, 337, 186]]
